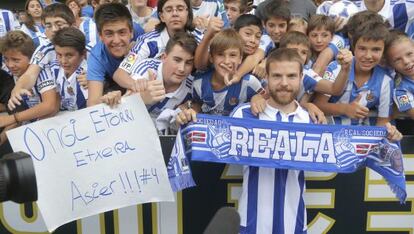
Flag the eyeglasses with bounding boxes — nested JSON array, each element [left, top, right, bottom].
[[44, 22, 69, 30], [162, 5, 188, 14]]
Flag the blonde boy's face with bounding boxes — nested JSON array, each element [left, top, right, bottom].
[[264, 17, 288, 43], [210, 47, 242, 79], [238, 25, 262, 55], [387, 39, 414, 77], [308, 27, 332, 52], [225, 1, 242, 25], [286, 43, 309, 65], [44, 16, 70, 40]]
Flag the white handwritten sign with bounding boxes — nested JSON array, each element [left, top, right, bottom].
[[7, 95, 174, 232]]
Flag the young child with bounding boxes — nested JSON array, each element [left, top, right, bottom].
[[8, 3, 75, 110], [288, 16, 308, 34], [0, 30, 59, 133], [52, 27, 88, 111], [234, 14, 263, 56], [314, 21, 393, 126], [192, 29, 264, 116], [385, 30, 414, 120], [307, 14, 335, 66], [224, 0, 249, 26]]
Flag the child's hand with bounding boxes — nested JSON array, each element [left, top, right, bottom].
[[141, 69, 165, 105], [206, 17, 223, 38], [345, 95, 369, 119], [303, 102, 327, 124], [252, 59, 267, 79], [100, 90, 122, 108], [337, 49, 353, 69], [8, 88, 32, 110], [250, 94, 266, 116], [175, 108, 197, 126], [194, 14, 209, 31], [220, 62, 238, 86], [77, 72, 88, 89], [385, 122, 403, 142]]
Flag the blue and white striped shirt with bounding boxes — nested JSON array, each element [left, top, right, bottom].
[[0, 9, 19, 38], [231, 103, 309, 234], [325, 59, 394, 125], [193, 68, 263, 116], [394, 74, 414, 112]]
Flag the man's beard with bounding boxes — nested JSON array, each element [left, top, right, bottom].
[[269, 88, 298, 106]]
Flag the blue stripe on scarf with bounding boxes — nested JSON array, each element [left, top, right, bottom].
[[168, 114, 406, 203]]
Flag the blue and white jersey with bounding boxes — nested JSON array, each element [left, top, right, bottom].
[[39, 0, 59, 8], [299, 66, 322, 100], [20, 24, 48, 48], [231, 103, 309, 234], [192, 0, 229, 28], [120, 28, 201, 74], [81, 5, 94, 18], [354, 0, 414, 31], [29, 40, 56, 70], [119, 28, 170, 74], [327, 59, 394, 125], [0, 9, 19, 37], [79, 17, 98, 48], [193, 68, 263, 116], [327, 34, 350, 58], [394, 75, 414, 112], [130, 58, 193, 128], [259, 33, 275, 56], [87, 41, 124, 83], [12, 75, 41, 108], [127, 4, 157, 28], [35, 65, 57, 96], [405, 17, 414, 40], [51, 60, 88, 111]]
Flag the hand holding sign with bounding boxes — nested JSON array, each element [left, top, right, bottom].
[[7, 95, 174, 232]]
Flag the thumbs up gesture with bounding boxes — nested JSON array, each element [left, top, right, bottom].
[[345, 94, 369, 119], [140, 69, 166, 105]]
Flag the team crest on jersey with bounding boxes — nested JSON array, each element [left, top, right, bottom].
[[229, 97, 238, 106], [335, 40, 344, 50], [397, 95, 410, 106], [365, 91, 375, 102], [67, 86, 75, 95]]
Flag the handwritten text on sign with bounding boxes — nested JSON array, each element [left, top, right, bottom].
[[7, 95, 174, 232]]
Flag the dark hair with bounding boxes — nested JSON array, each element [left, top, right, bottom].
[[66, 0, 82, 17], [42, 3, 76, 26], [234, 14, 263, 32], [155, 0, 194, 32], [165, 31, 197, 55], [94, 3, 133, 34], [52, 27, 86, 54], [279, 31, 310, 50], [263, 1, 290, 24], [266, 48, 303, 74], [344, 10, 385, 37], [352, 21, 389, 48], [24, 0, 43, 32], [0, 30, 35, 58], [224, 0, 251, 14], [307, 14, 335, 35]]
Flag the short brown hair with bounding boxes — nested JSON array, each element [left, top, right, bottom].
[[210, 28, 244, 56], [345, 10, 385, 37], [42, 3, 76, 25], [165, 31, 197, 55], [307, 15, 335, 35], [266, 48, 303, 74], [385, 29, 411, 57], [279, 31, 311, 50], [352, 21, 389, 48], [0, 31, 35, 58], [52, 27, 86, 54]]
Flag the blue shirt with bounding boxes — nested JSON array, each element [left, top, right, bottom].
[[326, 59, 394, 125], [193, 68, 263, 116], [394, 75, 414, 112], [87, 41, 123, 83]]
